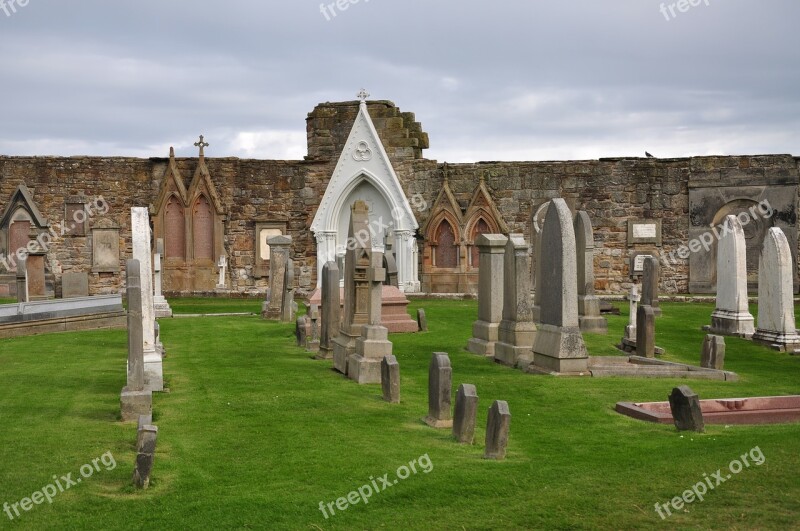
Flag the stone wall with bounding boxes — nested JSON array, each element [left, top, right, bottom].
[[0, 99, 797, 297]]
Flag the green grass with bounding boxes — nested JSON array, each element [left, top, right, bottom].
[[0, 298, 15, 305], [0, 299, 798, 529], [166, 297, 262, 315]]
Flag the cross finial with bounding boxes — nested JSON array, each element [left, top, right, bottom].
[[194, 135, 209, 158], [357, 88, 370, 103]]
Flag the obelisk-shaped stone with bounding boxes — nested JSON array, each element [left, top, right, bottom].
[[494, 235, 536, 368], [349, 248, 392, 384], [752, 227, 800, 353], [281, 258, 295, 322], [131, 207, 162, 391], [710, 215, 754, 337], [636, 304, 656, 358], [120, 259, 152, 422], [467, 234, 507, 356], [316, 261, 340, 360], [262, 235, 292, 320], [530, 199, 588, 374], [641, 256, 662, 317], [575, 211, 607, 334]]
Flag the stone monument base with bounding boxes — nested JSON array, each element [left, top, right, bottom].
[[752, 329, 800, 354], [709, 309, 755, 338], [466, 320, 499, 357], [120, 388, 152, 422], [332, 332, 359, 374], [423, 416, 453, 429], [579, 315, 608, 334], [493, 321, 536, 368], [529, 324, 589, 375]]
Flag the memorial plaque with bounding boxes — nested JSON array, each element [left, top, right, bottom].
[[92, 225, 120, 273], [628, 219, 662, 246], [630, 253, 656, 278]]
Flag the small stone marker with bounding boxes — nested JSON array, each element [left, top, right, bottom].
[[132, 424, 158, 489], [296, 315, 309, 347], [381, 355, 400, 403], [452, 384, 479, 444], [317, 261, 341, 360], [484, 400, 511, 460], [636, 304, 656, 358], [16, 257, 28, 303], [641, 256, 662, 316], [668, 386, 704, 433], [308, 305, 321, 351], [424, 352, 453, 428], [417, 308, 428, 332], [700, 334, 726, 370]]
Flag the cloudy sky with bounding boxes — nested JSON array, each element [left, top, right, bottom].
[[0, 0, 797, 162]]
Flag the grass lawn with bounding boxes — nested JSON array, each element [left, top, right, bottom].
[[0, 299, 798, 530]]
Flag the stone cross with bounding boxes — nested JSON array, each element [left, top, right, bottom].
[[668, 386, 704, 433], [452, 384, 479, 444], [152, 241, 172, 318], [216, 255, 227, 289], [349, 249, 392, 384], [710, 215, 755, 337], [357, 88, 370, 102], [194, 135, 209, 158], [316, 261, 340, 360], [624, 284, 640, 342], [467, 234, 507, 357], [424, 352, 453, 428], [494, 234, 536, 369], [484, 400, 511, 460]]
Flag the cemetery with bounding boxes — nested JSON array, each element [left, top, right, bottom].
[[0, 95, 798, 529]]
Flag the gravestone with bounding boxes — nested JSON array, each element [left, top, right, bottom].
[[216, 255, 227, 289], [530, 199, 588, 374], [307, 305, 320, 351], [452, 383, 479, 444], [262, 235, 292, 320], [152, 240, 172, 318], [575, 211, 608, 334], [349, 249, 392, 384], [710, 215, 755, 337], [62, 272, 89, 298], [131, 207, 161, 391], [132, 424, 158, 489], [484, 400, 511, 460], [620, 284, 640, 350], [15, 257, 28, 303], [120, 259, 152, 422], [531, 202, 549, 322], [424, 352, 453, 428], [316, 261, 340, 360], [381, 354, 400, 403], [668, 386, 704, 433], [26, 252, 46, 300], [641, 256, 662, 317], [700, 334, 726, 370], [752, 227, 800, 353], [467, 234, 507, 356], [494, 235, 536, 368], [281, 258, 295, 322], [417, 308, 428, 332], [636, 304, 656, 358], [296, 315, 309, 347], [332, 201, 372, 374]]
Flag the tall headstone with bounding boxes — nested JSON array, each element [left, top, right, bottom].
[[494, 235, 536, 368], [120, 259, 152, 422], [381, 355, 400, 403], [452, 384, 479, 444], [153, 239, 172, 318], [668, 386, 704, 433], [316, 261, 340, 360], [575, 211, 608, 334], [467, 234, 507, 356], [132, 424, 158, 489], [349, 249, 392, 383], [262, 235, 292, 320], [641, 256, 662, 317], [530, 199, 588, 374], [131, 207, 162, 391], [15, 257, 28, 303], [424, 352, 453, 428], [710, 215, 755, 337], [700, 334, 726, 370], [531, 202, 550, 323], [281, 258, 295, 322], [636, 304, 656, 358], [752, 228, 800, 352], [332, 201, 372, 375], [484, 400, 511, 460]]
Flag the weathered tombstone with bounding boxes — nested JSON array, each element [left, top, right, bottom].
[[153, 241, 173, 318], [467, 234, 507, 356], [316, 261, 340, 360], [752, 227, 800, 353], [452, 384, 479, 444], [710, 215, 755, 338], [295, 315, 309, 347], [137, 414, 153, 434], [636, 304, 656, 358], [307, 304, 321, 351], [574, 211, 608, 334], [15, 257, 28, 303], [417, 308, 428, 332], [332, 201, 371, 374], [26, 252, 46, 300], [494, 235, 536, 368], [530, 199, 588, 374], [262, 235, 292, 320], [281, 258, 295, 322], [700, 334, 726, 370], [424, 352, 453, 428], [384, 245, 399, 288], [484, 400, 511, 460], [622, 284, 640, 348], [381, 355, 400, 403], [132, 424, 158, 489], [131, 207, 162, 392], [349, 248, 392, 383], [216, 254, 227, 289], [62, 272, 89, 298], [641, 256, 662, 317], [531, 202, 549, 323], [668, 386, 704, 433], [120, 259, 153, 422]]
